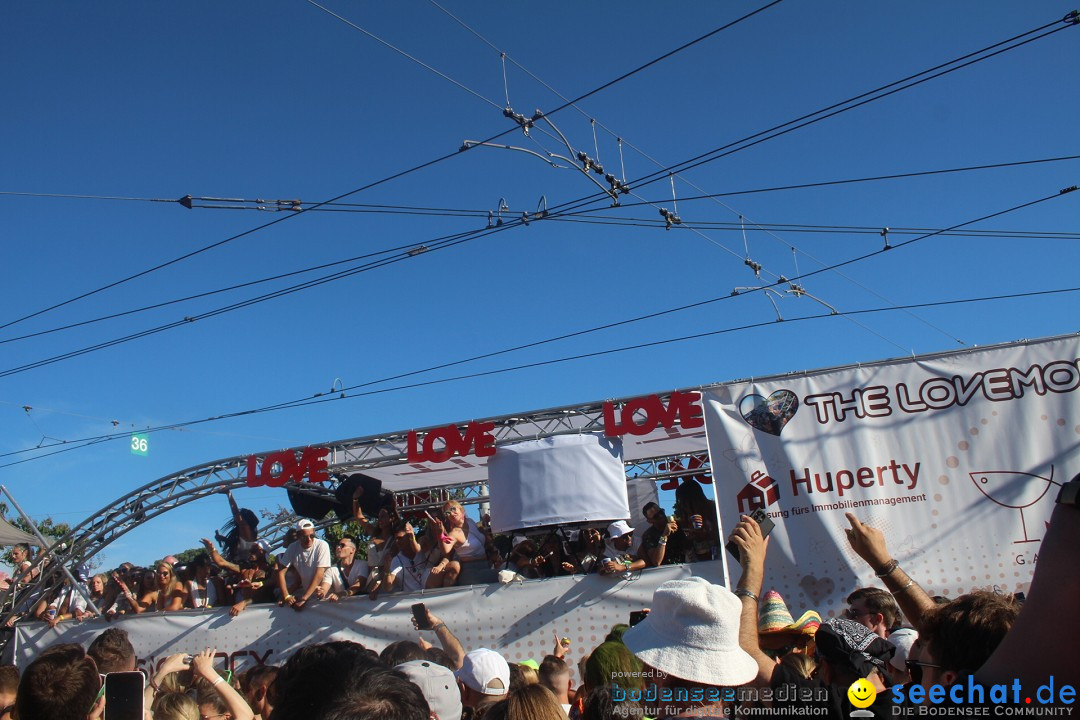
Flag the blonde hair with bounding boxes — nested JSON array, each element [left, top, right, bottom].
[[155, 562, 180, 596], [151, 691, 198, 720], [779, 651, 817, 680], [485, 685, 567, 720]]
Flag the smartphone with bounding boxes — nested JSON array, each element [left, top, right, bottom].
[[104, 671, 145, 720], [629, 610, 649, 627], [726, 508, 776, 559], [412, 602, 432, 630]]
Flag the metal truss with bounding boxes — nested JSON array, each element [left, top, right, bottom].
[[1, 392, 705, 627]]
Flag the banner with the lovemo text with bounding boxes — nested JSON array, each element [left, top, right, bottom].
[[702, 333, 1079, 617]]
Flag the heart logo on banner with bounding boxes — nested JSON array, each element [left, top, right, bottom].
[[739, 390, 799, 436], [799, 575, 835, 603]]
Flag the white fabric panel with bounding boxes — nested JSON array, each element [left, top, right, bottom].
[[12, 562, 722, 672], [702, 335, 1079, 616], [359, 426, 706, 493], [624, 477, 660, 554], [487, 434, 628, 534]]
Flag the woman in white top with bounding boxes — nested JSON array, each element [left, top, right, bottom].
[[436, 500, 497, 586], [355, 505, 397, 593], [187, 554, 226, 609]]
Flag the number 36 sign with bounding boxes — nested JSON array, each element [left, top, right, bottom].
[[130, 433, 149, 456]]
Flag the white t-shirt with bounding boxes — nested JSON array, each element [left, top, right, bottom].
[[280, 538, 332, 589], [322, 559, 370, 594], [387, 551, 430, 593], [187, 579, 222, 608]]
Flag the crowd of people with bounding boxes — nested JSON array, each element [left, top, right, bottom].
[[1, 478, 1074, 720], [3, 480, 721, 623]]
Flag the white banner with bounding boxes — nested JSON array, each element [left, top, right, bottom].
[[703, 335, 1079, 615], [13, 562, 720, 672]]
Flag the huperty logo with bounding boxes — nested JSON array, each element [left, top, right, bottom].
[[737, 470, 780, 515]]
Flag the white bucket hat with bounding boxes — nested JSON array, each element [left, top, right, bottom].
[[607, 520, 633, 539], [622, 577, 757, 686]]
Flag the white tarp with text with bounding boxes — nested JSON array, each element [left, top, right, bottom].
[[703, 335, 1079, 617]]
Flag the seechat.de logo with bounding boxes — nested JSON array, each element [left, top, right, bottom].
[[848, 678, 877, 717]]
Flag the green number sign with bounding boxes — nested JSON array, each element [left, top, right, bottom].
[[130, 433, 149, 456]]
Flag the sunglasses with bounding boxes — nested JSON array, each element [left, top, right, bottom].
[[906, 660, 943, 684]]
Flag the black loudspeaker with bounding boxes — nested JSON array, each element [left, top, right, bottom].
[[287, 486, 334, 520], [332, 473, 387, 521]]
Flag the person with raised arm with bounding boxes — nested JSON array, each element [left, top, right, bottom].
[[191, 647, 255, 720], [216, 488, 261, 564], [276, 519, 331, 612], [843, 513, 936, 631]]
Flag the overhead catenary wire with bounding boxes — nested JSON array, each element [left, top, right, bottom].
[[538, 13, 1079, 226], [0, 221, 523, 379], [4, 186, 1075, 448], [0, 227, 485, 346], [420, 3, 1076, 347], [10, 153, 1074, 217], [2, 284, 1077, 468], [1, 0, 787, 338]]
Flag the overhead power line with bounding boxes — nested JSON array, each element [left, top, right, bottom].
[[543, 11, 1080, 220], [7, 154, 1076, 218], [2, 284, 1077, 469], [0, 0, 788, 336]]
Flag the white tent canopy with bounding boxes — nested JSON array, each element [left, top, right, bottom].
[[0, 516, 41, 548]]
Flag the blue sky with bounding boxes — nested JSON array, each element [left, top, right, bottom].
[[2, 1, 1077, 572]]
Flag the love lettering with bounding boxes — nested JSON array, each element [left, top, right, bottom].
[[246, 447, 330, 487], [603, 391, 704, 437], [407, 421, 496, 463]]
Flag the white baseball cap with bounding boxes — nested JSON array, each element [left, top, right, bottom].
[[454, 648, 510, 696]]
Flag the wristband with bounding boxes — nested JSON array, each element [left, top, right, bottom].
[[440, 533, 453, 544], [212, 676, 224, 686], [657, 538, 668, 546], [875, 559, 899, 577], [892, 579, 915, 596], [733, 588, 758, 602], [431, 622, 446, 632], [284, 595, 295, 603]]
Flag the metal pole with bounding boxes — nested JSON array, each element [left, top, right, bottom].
[[0, 485, 101, 616]]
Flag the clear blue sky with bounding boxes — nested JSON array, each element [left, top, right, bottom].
[[2, 1, 1077, 572]]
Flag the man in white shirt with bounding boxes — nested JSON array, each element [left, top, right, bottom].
[[371, 522, 431, 599], [276, 519, 331, 611], [319, 536, 369, 601]]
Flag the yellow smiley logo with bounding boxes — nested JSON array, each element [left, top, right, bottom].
[[847, 678, 877, 708]]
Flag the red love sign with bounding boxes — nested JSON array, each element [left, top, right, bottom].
[[246, 447, 330, 487], [407, 421, 497, 463], [603, 391, 704, 437]]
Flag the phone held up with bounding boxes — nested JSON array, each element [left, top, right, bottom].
[[412, 602, 433, 630], [725, 508, 775, 560], [104, 671, 145, 720]]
